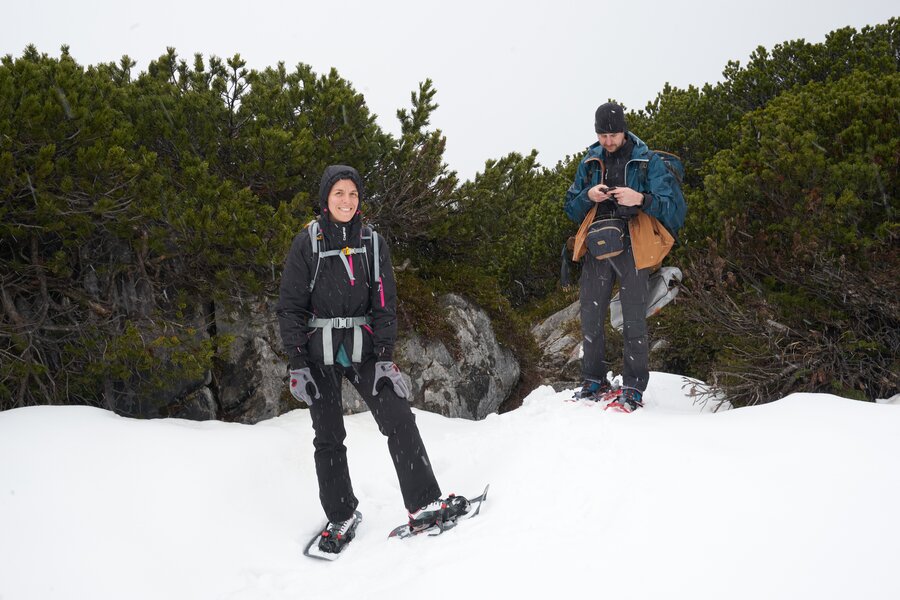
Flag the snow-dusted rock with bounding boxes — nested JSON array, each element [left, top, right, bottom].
[[215, 302, 287, 424], [176, 386, 218, 420], [396, 294, 519, 420], [531, 299, 582, 380], [340, 378, 369, 414]]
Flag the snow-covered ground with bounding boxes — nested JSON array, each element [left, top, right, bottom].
[[1, 372, 898, 600]]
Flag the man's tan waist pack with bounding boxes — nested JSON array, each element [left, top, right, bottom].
[[570, 205, 674, 270]]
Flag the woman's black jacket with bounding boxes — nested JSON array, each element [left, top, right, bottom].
[[276, 214, 397, 369]]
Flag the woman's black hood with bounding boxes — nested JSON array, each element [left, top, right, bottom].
[[318, 165, 365, 213]]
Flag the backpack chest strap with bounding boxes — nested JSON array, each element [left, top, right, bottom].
[[319, 247, 367, 257], [318, 247, 367, 283], [308, 316, 372, 365]]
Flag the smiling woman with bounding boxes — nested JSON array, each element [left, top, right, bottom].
[[326, 178, 360, 223], [275, 164, 469, 557]]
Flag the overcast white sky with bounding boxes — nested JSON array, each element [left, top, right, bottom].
[[3, 0, 896, 180]]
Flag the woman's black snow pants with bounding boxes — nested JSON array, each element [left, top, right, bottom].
[[307, 358, 442, 522]]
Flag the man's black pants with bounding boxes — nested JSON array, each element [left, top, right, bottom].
[[580, 240, 651, 391], [307, 358, 441, 522]]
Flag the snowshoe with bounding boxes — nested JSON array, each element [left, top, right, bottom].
[[408, 494, 470, 533], [606, 388, 644, 412], [573, 378, 614, 401], [389, 484, 489, 539], [303, 510, 362, 561]]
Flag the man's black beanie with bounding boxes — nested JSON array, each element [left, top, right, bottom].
[[318, 164, 364, 211], [594, 102, 627, 134]]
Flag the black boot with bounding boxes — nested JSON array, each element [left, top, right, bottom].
[[407, 494, 470, 532], [573, 378, 615, 401], [318, 511, 362, 553]]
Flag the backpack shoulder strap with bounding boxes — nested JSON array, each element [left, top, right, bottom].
[[307, 219, 321, 254], [307, 219, 324, 292], [361, 225, 380, 285]]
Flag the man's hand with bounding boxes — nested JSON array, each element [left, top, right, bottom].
[[587, 184, 615, 203], [609, 186, 643, 206]]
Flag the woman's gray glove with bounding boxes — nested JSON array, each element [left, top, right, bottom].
[[373, 361, 410, 399], [289, 368, 320, 406]]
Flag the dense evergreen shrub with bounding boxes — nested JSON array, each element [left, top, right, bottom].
[[2, 17, 897, 413]]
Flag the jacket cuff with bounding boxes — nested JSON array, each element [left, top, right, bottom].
[[377, 347, 393, 362], [641, 193, 653, 210], [289, 354, 308, 370]]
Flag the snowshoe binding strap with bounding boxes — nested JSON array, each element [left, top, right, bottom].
[[318, 513, 360, 554]]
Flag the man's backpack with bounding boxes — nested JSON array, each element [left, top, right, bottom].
[[638, 150, 686, 240], [609, 266, 683, 330]]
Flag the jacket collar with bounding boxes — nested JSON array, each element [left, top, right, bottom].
[[319, 213, 363, 248], [585, 131, 650, 161]]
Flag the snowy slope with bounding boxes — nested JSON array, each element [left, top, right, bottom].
[[1, 372, 899, 600]]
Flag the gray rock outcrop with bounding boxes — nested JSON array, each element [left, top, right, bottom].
[[396, 294, 519, 420], [214, 301, 287, 423], [148, 293, 519, 423], [531, 300, 582, 381]]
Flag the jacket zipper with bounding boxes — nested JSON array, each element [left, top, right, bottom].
[[623, 158, 649, 188]]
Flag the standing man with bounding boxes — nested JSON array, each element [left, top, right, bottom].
[[564, 102, 684, 411]]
